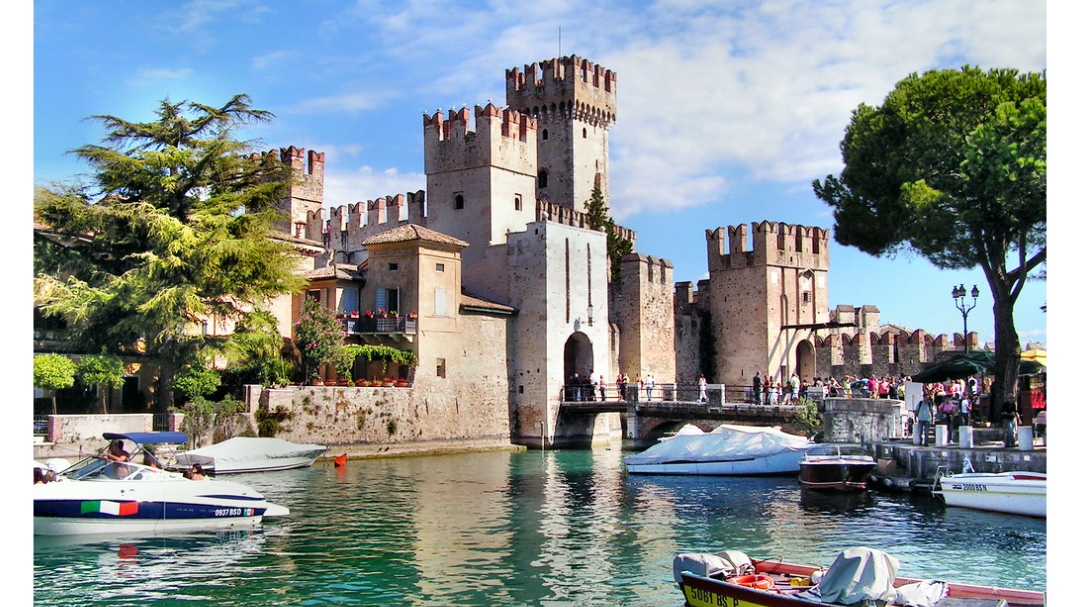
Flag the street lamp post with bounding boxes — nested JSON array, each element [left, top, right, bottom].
[[952, 284, 980, 353]]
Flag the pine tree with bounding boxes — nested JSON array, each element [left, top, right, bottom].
[[34, 95, 305, 412], [582, 184, 634, 281]]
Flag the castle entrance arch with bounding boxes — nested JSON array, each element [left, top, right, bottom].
[[795, 339, 815, 380], [563, 332, 594, 384]]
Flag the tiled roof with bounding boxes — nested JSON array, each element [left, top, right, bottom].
[[460, 290, 516, 314], [361, 224, 469, 248], [303, 264, 364, 281]]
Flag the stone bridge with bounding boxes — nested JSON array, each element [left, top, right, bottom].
[[557, 385, 803, 448]]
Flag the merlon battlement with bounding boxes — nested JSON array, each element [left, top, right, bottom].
[[506, 55, 616, 95], [536, 200, 635, 243], [423, 103, 537, 143], [306, 191, 427, 253], [250, 146, 324, 176], [706, 221, 830, 271]]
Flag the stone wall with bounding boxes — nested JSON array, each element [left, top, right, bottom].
[[821, 398, 905, 444], [33, 414, 156, 461]]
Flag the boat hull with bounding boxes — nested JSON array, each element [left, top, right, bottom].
[[626, 449, 805, 476], [798, 460, 877, 491], [34, 475, 289, 536], [937, 472, 1046, 518]]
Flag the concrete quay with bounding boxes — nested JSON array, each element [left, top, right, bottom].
[[866, 438, 1046, 492]]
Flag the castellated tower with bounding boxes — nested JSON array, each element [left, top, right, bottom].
[[706, 222, 831, 385], [423, 103, 538, 271], [505, 55, 616, 213], [609, 254, 675, 385], [275, 146, 325, 239]]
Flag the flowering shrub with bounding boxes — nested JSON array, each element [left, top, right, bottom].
[[295, 297, 344, 381]]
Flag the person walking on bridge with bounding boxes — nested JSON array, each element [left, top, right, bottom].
[[753, 371, 762, 405]]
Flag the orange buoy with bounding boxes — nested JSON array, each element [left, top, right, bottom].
[[730, 574, 775, 591], [334, 454, 347, 467]]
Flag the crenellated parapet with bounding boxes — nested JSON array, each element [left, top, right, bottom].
[[506, 55, 617, 125], [308, 191, 427, 256], [708, 221, 831, 271], [535, 200, 636, 244], [254, 145, 325, 237], [423, 103, 537, 176]]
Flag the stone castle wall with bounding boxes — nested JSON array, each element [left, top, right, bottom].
[[609, 254, 675, 383]]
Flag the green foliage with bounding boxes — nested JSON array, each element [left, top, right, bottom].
[[33, 353, 77, 390], [813, 67, 1046, 407], [256, 405, 293, 437], [33, 95, 304, 410], [295, 297, 345, 380], [174, 366, 222, 402], [581, 184, 635, 281], [790, 398, 823, 439], [75, 352, 127, 390], [346, 344, 418, 374], [177, 394, 249, 447]]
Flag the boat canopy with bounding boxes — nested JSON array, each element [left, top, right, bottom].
[[625, 425, 814, 465], [816, 547, 900, 604], [103, 432, 189, 445]]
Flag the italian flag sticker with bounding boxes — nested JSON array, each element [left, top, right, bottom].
[[81, 501, 138, 516]]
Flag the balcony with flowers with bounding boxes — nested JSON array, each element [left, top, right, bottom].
[[339, 309, 418, 343]]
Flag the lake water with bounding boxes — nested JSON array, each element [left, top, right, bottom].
[[33, 447, 1046, 606]]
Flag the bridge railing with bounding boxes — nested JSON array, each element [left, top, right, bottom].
[[560, 383, 766, 405]]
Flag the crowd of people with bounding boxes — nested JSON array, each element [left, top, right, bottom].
[[564, 370, 660, 402]]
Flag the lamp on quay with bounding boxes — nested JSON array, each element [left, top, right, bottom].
[[952, 284, 979, 353]]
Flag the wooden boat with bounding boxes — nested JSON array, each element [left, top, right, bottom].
[[798, 444, 877, 491], [674, 548, 1044, 607], [935, 471, 1046, 518]]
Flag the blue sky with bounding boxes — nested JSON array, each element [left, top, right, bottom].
[[29, 0, 1049, 347]]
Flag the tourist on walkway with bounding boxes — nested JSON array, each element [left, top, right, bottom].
[[616, 373, 625, 401], [598, 375, 606, 401], [787, 373, 800, 404], [698, 374, 707, 403], [753, 371, 762, 405], [1002, 398, 1019, 448], [915, 395, 933, 446], [645, 374, 655, 401]]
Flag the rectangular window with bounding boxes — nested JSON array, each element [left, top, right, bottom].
[[514, 194, 522, 211], [389, 262, 398, 271], [434, 288, 447, 316], [306, 289, 321, 302], [436, 358, 447, 378], [436, 263, 445, 272], [377, 288, 399, 314]]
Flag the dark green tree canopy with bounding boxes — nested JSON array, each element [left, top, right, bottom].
[[813, 66, 1046, 407], [34, 95, 305, 409]]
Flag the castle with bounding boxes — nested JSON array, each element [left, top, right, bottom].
[[250, 54, 986, 448]]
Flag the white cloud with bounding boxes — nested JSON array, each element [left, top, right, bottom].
[[251, 50, 297, 71], [286, 91, 398, 114], [125, 68, 194, 87]]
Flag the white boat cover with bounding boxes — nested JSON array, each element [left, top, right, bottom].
[[625, 425, 814, 465], [175, 437, 327, 472], [659, 424, 706, 441], [673, 550, 754, 584], [815, 547, 899, 605]]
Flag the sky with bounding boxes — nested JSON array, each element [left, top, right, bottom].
[[28, 0, 1049, 346]]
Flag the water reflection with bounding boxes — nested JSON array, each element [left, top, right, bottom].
[[33, 447, 1045, 606]]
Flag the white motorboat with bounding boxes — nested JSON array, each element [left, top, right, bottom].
[[935, 470, 1046, 518], [625, 424, 815, 475], [174, 437, 328, 474], [34, 432, 290, 536]]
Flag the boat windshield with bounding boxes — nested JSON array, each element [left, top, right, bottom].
[[62, 457, 166, 481], [805, 445, 870, 457]]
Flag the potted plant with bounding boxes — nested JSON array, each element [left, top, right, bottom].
[[395, 378, 409, 388], [350, 310, 359, 318], [356, 378, 368, 387], [407, 310, 418, 320], [388, 310, 398, 318], [365, 310, 374, 319], [383, 377, 395, 387]]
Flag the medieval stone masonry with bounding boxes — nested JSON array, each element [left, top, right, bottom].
[[249, 55, 978, 449]]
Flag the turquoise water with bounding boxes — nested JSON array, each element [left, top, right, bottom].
[[33, 447, 1046, 606]]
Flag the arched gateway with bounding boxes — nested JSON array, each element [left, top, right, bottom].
[[563, 332, 594, 383]]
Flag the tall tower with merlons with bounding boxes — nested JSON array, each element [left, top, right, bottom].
[[505, 55, 617, 213]]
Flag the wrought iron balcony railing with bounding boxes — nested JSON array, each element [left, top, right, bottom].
[[341, 316, 418, 335]]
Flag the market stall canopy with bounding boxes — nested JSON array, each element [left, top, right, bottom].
[[1020, 349, 1047, 367], [911, 351, 1044, 383]]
